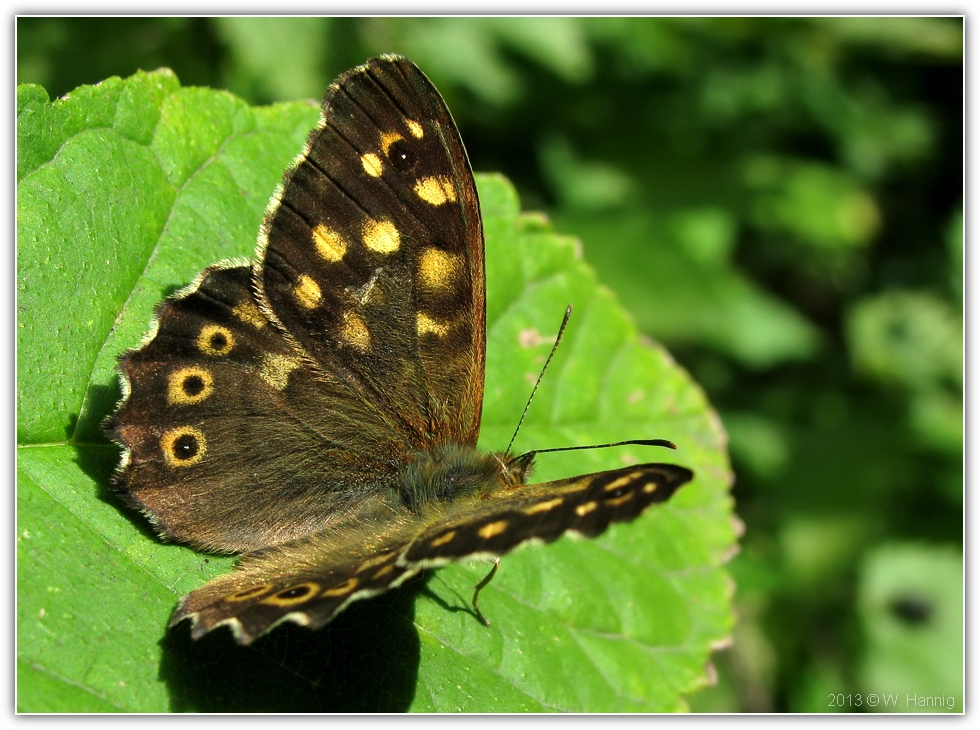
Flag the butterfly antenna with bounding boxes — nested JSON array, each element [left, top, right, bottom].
[[506, 305, 573, 454], [519, 438, 677, 463]]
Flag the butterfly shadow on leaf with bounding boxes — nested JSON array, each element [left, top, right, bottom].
[[159, 571, 429, 712]]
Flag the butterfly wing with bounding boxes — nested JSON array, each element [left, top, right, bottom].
[[170, 523, 422, 644], [107, 56, 485, 553], [171, 463, 693, 644], [403, 463, 695, 567], [106, 264, 410, 553], [256, 56, 485, 447]]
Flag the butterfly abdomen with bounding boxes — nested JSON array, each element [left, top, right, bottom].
[[399, 442, 509, 511]]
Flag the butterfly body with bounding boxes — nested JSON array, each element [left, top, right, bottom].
[[106, 56, 693, 645]]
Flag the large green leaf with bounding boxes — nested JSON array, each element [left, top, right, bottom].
[[17, 70, 735, 712]]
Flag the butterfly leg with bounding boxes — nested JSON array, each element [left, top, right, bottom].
[[472, 558, 500, 627]]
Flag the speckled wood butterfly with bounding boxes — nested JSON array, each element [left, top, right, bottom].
[[105, 56, 693, 645]]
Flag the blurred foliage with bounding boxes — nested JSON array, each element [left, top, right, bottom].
[[17, 16, 962, 713]]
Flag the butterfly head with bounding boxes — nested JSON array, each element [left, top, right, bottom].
[[399, 443, 535, 513]]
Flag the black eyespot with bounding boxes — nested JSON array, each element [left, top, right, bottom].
[[210, 331, 228, 351], [173, 433, 200, 461], [182, 374, 205, 397], [388, 139, 417, 172], [277, 585, 313, 600]]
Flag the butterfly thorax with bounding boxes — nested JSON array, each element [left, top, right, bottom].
[[399, 442, 532, 512]]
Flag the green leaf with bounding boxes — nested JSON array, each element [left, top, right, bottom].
[[17, 71, 735, 712]]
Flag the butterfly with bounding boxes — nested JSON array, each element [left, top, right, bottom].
[[104, 55, 694, 645]]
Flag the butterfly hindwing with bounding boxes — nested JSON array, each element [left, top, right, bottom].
[[171, 524, 422, 644], [107, 264, 408, 553], [256, 56, 485, 446]]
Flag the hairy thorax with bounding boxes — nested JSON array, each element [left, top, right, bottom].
[[399, 442, 532, 512]]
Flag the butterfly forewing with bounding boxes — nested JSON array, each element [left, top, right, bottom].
[[257, 56, 484, 446], [402, 463, 694, 567]]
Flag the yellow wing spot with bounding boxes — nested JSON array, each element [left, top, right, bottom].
[[418, 247, 458, 291], [259, 353, 302, 391], [417, 312, 449, 337], [232, 301, 266, 329], [321, 577, 359, 597], [604, 474, 638, 492], [167, 366, 214, 405], [161, 426, 207, 468], [294, 274, 322, 309], [605, 492, 634, 507], [478, 520, 509, 540], [381, 131, 404, 155], [642, 481, 659, 494], [360, 152, 383, 177], [371, 564, 395, 580], [430, 530, 457, 548], [313, 224, 347, 262], [226, 584, 274, 602], [575, 501, 598, 517], [414, 176, 458, 206], [263, 581, 321, 607], [524, 497, 564, 515], [197, 324, 234, 356], [355, 553, 393, 573], [341, 311, 371, 351], [406, 119, 424, 138], [363, 219, 401, 253]]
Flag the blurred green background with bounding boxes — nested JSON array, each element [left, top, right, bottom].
[[17, 16, 963, 713]]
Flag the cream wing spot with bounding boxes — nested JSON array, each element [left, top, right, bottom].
[[232, 301, 267, 329], [576, 501, 598, 517], [406, 119, 424, 138], [294, 274, 322, 309], [321, 577, 359, 597], [360, 152, 383, 177], [605, 492, 634, 507], [478, 520, 509, 539], [341, 311, 371, 351], [259, 353, 302, 391], [430, 530, 457, 548], [524, 497, 564, 515], [414, 176, 457, 206], [363, 219, 401, 254], [604, 474, 637, 492], [313, 224, 347, 262], [417, 312, 449, 337], [418, 248, 459, 291]]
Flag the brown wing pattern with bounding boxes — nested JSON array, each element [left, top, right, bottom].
[[256, 56, 485, 447], [170, 463, 693, 644], [107, 264, 409, 553]]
